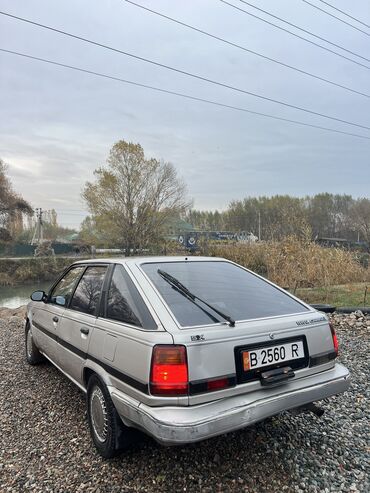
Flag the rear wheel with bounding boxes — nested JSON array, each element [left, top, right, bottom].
[[25, 322, 44, 365], [86, 374, 135, 458]]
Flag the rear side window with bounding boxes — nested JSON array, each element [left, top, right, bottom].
[[105, 265, 156, 329], [70, 266, 107, 316], [49, 266, 85, 306], [141, 261, 309, 327]]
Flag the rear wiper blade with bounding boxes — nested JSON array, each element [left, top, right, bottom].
[[157, 269, 235, 327]]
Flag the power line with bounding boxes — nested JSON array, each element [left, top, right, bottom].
[[0, 12, 369, 131], [122, 0, 369, 99], [218, 0, 370, 69], [236, 0, 370, 59], [318, 0, 370, 29], [1, 48, 369, 141], [302, 0, 370, 36]]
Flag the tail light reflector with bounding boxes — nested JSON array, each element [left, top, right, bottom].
[[207, 377, 230, 392], [329, 323, 338, 357], [150, 345, 188, 396]]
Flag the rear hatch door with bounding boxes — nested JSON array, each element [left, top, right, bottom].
[[171, 312, 334, 404]]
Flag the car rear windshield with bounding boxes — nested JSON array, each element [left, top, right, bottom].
[[141, 261, 309, 327]]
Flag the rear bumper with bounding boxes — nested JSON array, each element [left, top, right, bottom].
[[110, 363, 350, 445]]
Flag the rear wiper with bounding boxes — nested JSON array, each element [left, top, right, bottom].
[[157, 269, 235, 327]]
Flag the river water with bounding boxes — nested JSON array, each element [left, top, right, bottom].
[[0, 283, 51, 308]]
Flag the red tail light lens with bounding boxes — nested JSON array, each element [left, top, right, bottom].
[[150, 345, 188, 396], [330, 323, 338, 356]]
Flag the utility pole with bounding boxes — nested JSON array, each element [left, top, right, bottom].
[[31, 208, 44, 245]]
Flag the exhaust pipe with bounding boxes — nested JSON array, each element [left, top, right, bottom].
[[291, 402, 325, 417], [304, 402, 325, 417]]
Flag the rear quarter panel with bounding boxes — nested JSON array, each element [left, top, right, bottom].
[[87, 318, 189, 406]]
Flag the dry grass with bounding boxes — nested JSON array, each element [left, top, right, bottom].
[[200, 237, 369, 291]]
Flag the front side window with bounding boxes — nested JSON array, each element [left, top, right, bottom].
[[70, 266, 107, 315], [49, 266, 85, 306], [141, 261, 309, 327], [106, 265, 156, 329]]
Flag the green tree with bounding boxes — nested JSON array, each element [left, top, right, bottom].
[[82, 140, 191, 253], [178, 193, 365, 242]]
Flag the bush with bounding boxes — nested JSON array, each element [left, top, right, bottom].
[[0, 257, 78, 286]]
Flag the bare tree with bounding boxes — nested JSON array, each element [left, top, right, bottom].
[[349, 198, 370, 243], [0, 159, 32, 241], [82, 140, 191, 253]]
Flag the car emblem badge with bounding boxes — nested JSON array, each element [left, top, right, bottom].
[[191, 334, 205, 342], [269, 333, 275, 340]]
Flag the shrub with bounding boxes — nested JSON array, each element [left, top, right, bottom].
[[0, 257, 78, 286]]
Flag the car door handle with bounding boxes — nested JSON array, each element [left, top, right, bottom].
[[52, 316, 59, 323], [80, 327, 89, 335]]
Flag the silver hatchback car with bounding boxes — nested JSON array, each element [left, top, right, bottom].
[[26, 256, 350, 457]]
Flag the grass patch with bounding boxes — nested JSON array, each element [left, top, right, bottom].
[[296, 283, 369, 307]]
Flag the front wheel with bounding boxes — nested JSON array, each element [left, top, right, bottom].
[[25, 322, 45, 365], [86, 374, 136, 458]]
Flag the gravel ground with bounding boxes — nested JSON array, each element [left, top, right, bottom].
[[0, 309, 369, 493]]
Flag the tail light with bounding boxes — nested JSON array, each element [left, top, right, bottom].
[[150, 345, 188, 396], [329, 322, 338, 357]]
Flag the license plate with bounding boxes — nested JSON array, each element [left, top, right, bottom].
[[242, 340, 305, 371]]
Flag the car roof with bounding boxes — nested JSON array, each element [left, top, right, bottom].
[[72, 256, 226, 266]]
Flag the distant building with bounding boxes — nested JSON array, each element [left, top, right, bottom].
[[315, 237, 369, 251]]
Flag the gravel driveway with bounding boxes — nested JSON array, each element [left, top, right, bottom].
[[0, 311, 369, 493]]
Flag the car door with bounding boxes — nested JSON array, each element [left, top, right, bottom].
[[32, 265, 85, 362], [55, 265, 108, 385]]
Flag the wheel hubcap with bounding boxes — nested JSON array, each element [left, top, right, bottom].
[[26, 330, 33, 358], [90, 386, 108, 443]]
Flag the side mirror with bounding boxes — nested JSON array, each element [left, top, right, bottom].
[[55, 295, 66, 306], [31, 290, 46, 302]]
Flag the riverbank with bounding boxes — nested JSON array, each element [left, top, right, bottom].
[[0, 257, 84, 286], [0, 305, 26, 320]]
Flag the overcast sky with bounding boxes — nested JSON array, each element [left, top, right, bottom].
[[1, 0, 369, 228]]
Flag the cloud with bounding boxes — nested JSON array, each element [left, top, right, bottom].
[[0, 0, 369, 226]]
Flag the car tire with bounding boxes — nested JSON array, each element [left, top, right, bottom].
[[86, 374, 135, 458], [25, 322, 45, 365]]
